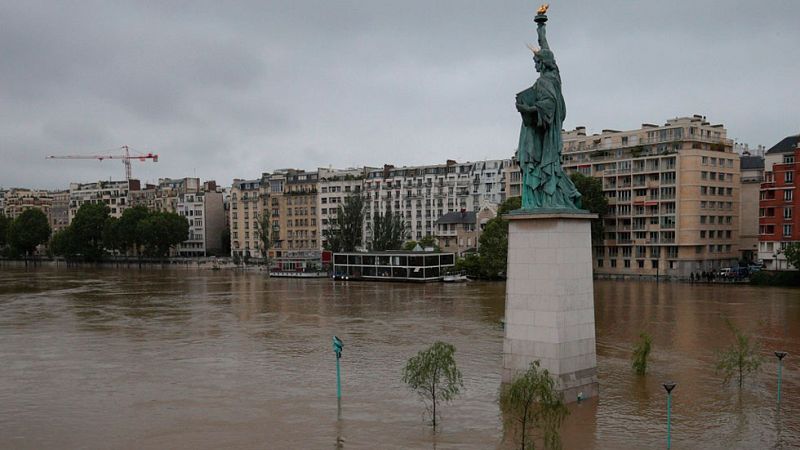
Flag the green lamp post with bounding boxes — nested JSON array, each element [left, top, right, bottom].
[[775, 351, 788, 406], [663, 382, 676, 449], [333, 336, 343, 401]]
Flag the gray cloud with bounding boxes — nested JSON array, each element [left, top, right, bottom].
[[1, 0, 798, 190]]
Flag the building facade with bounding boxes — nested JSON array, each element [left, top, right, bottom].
[[506, 115, 741, 277], [363, 159, 510, 244], [50, 190, 70, 232], [3, 188, 53, 220], [69, 180, 138, 221], [229, 178, 265, 259], [739, 153, 765, 262], [318, 167, 369, 250], [758, 135, 800, 270]]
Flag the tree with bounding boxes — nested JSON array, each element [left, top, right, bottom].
[[715, 319, 763, 388], [0, 212, 9, 249], [784, 242, 800, 270], [500, 361, 569, 450], [370, 206, 406, 251], [418, 235, 440, 251], [631, 332, 652, 376], [102, 217, 123, 255], [324, 194, 365, 252], [138, 211, 189, 257], [7, 209, 51, 257], [402, 341, 464, 429], [116, 206, 151, 255], [70, 203, 111, 261], [474, 197, 521, 279], [256, 213, 271, 260], [50, 228, 79, 259], [569, 173, 609, 244], [403, 240, 419, 251]]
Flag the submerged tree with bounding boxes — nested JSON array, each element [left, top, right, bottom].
[[631, 332, 653, 376], [569, 172, 609, 244], [402, 341, 464, 429], [715, 319, 763, 388], [500, 361, 569, 450]]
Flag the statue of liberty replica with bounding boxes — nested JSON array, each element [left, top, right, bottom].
[[515, 4, 582, 211], [502, 4, 599, 402]]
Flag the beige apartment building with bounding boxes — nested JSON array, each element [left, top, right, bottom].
[[3, 188, 53, 220], [508, 115, 741, 277], [69, 180, 138, 221], [229, 178, 265, 259], [50, 190, 70, 232], [318, 167, 370, 250]]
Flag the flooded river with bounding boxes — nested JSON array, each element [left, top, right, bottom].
[[0, 267, 798, 449]]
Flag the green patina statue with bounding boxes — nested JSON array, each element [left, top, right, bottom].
[[515, 6, 583, 211]]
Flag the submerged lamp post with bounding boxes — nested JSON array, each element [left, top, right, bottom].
[[775, 351, 788, 406], [663, 382, 677, 449], [333, 336, 343, 401]]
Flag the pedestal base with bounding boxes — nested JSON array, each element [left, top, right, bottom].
[[502, 211, 599, 403]]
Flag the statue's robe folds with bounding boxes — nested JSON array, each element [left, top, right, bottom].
[[516, 73, 581, 210]]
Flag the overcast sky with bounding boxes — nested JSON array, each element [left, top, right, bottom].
[[1, 0, 798, 190]]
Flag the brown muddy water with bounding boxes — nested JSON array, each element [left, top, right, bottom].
[[0, 267, 798, 449]]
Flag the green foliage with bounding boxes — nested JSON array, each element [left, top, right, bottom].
[[500, 361, 569, 450], [785, 242, 800, 270], [498, 196, 522, 215], [402, 341, 464, 429], [418, 235, 440, 252], [749, 270, 800, 286], [69, 203, 111, 261], [403, 240, 418, 251], [256, 213, 271, 258], [137, 211, 189, 257], [102, 217, 122, 254], [7, 209, 51, 256], [50, 228, 78, 258], [369, 206, 406, 251], [0, 212, 9, 248], [117, 206, 151, 254], [478, 216, 508, 278], [569, 173, 609, 244], [324, 194, 365, 252], [455, 253, 483, 276], [715, 319, 763, 388], [631, 332, 653, 376]]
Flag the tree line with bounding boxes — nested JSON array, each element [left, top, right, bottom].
[[0, 204, 189, 261]]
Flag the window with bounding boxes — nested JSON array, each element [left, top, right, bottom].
[[783, 224, 793, 237], [624, 260, 631, 268], [785, 190, 794, 201], [785, 207, 793, 219], [786, 171, 794, 184], [610, 259, 617, 268], [597, 259, 604, 268], [637, 260, 644, 268]]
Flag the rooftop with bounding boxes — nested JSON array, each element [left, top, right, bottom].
[[740, 155, 765, 170], [435, 210, 477, 225], [765, 134, 800, 155]]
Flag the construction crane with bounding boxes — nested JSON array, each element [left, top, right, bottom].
[[46, 145, 158, 182]]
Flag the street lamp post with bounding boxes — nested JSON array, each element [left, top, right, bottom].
[[663, 382, 677, 449], [775, 351, 788, 406], [333, 336, 343, 401]]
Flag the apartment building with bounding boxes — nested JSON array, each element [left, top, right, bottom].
[[318, 167, 370, 250], [2, 188, 53, 220], [739, 153, 765, 262], [50, 190, 70, 232], [174, 189, 225, 257], [363, 159, 510, 243], [69, 180, 138, 221], [280, 170, 319, 256], [506, 116, 740, 277], [758, 134, 800, 270], [229, 178, 265, 259]]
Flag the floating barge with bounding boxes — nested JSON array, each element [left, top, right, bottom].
[[332, 251, 455, 282]]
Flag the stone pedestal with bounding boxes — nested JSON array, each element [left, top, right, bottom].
[[502, 211, 598, 402]]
